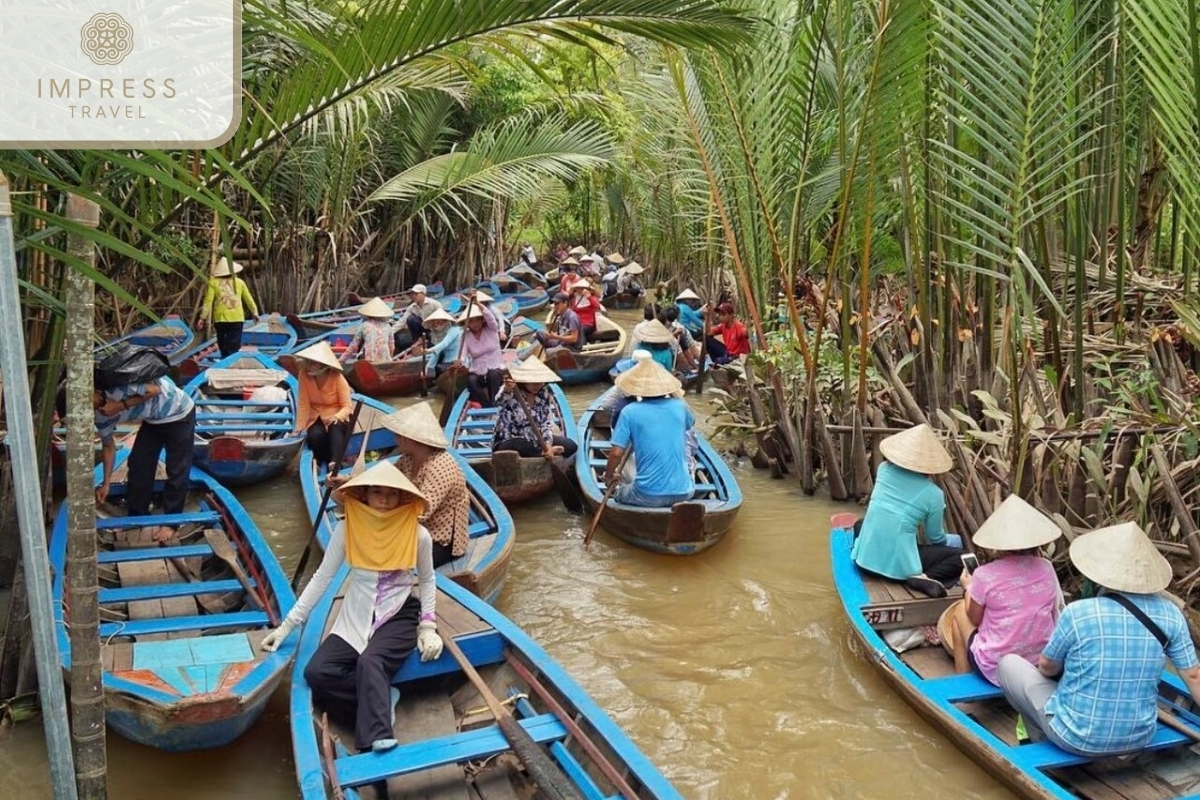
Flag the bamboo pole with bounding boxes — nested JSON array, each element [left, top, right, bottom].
[[0, 174, 79, 800], [64, 195, 107, 800], [1149, 443, 1200, 566]]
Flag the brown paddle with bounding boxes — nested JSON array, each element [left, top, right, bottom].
[[203, 528, 278, 626], [583, 447, 631, 549]]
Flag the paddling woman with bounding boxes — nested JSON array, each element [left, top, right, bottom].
[[457, 291, 505, 407], [340, 296, 398, 363], [493, 359, 578, 459], [262, 461, 443, 769], [292, 340, 353, 471], [850, 424, 964, 597]]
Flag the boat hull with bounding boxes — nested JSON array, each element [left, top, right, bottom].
[[343, 355, 427, 397]]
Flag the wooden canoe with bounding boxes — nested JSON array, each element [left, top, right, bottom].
[[290, 571, 683, 800], [601, 290, 644, 310], [298, 395, 514, 604], [97, 315, 196, 365], [184, 352, 305, 486], [175, 316, 298, 382], [541, 313, 629, 385], [445, 384, 578, 504], [575, 386, 741, 554], [50, 452, 297, 751], [503, 263, 549, 288], [289, 282, 447, 339], [830, 522, 1200, 800], [476, 277, 550, 315], [342, 352, 430, 398]]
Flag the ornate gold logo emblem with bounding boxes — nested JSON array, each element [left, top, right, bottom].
[[80, 13, 134, 66]]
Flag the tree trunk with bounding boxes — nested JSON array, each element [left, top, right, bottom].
[[64, 195, 107, 800]]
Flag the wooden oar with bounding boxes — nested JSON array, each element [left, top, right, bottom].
[[204, 528, 278, 626], [584, 447, 631, 549], [440, 628, 585, 800], [696, 300, 710, 395], [290, 398, 365, 590], [1158, 705, 1200, 743], [512, 388, 583, 514]]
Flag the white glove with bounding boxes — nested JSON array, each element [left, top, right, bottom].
[[416, 621, 443, 662], [261, 618, 296, 652]]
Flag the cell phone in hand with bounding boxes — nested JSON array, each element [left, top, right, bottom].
[[961, 553, 980, 574]]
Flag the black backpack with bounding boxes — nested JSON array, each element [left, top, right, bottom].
[[94, 343, 171, 391]]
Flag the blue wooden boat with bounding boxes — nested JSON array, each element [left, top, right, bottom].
[[50, 451, 297, 751], [290, 569, 683, 800], [298, 395, 514, 603], [445, 383, 578, 504], [504, 263, 548, 289], [830, 521, 1200, 800], [176, 315, 298, 382], [541, 312, 628, 384], [184, 352, 305, 486], [575, 386, 742, 554], [97, 315, 196, 365], [476, 277, 549, 315]]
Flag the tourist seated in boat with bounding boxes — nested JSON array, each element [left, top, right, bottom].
[[996, 521, 1200, 756], [200, 256, 260, 357], [292, 340, 353, 471], [659, 305, 701, 371], [938, 495, 1063, 685], [601, 263, 620, 298], [632, 316, 680, 373], [557, 258, 580, 295], [473, 289, 508, 341], [851, 424, 964, 597], [400, 282, 444, 348], [339, 296, 398, 363], [261, 461, 444, 767], [580, 252, 604, 279], [535, 292, 585, 352], [616, 261, 646, 296], [603, 358, 695, 508], [569, 277, 602, 341], [414, 307, 460, 378], [707, 302, 750, 364], [456, 292, 505, 407], [493, 359, 578, 459], [675, 288, 707, 339], [88, 374, 197, 539]]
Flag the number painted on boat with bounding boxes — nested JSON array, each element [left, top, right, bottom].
[[863, 606, 903, 625]]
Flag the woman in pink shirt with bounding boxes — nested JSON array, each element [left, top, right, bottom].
[[569, 278, 602, 340], [941, 495, 1063, 685], [456, 291, 504, 407]]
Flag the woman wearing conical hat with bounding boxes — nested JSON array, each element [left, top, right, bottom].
[[851, 424, 963, 597], [997, 521, 1200, 755], [493, 359, 578, 459], [938, 496, 1063, 685], [340, 297, 398, 363], [200, 256, 260, 357], [261, 461, 443, 765], [292, 340, 353, 471]]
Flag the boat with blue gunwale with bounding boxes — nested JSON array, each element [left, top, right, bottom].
[[288, 284, 455, 342], [829, 520, 1200, 800], [503, 263, 549, 289], [175, 315, 298, 382], [97, 315, 196, 364], [50, 451, 297, 751], [184, 351, 305, 486], [575, 385, 742, 554], [298, 395, 514, 603], [444, 383, 577, 505], [476, 276, 549, 315], [541, 312, 628, 385], [289, 564, 683, 800]]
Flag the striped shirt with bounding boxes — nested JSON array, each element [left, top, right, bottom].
[[95, 377, 194, 442]]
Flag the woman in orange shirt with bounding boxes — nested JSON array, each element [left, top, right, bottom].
[[292, 340, 353, 469]]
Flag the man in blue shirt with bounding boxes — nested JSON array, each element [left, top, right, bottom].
[[603, 359, 694, 508], [997, 521, 1200, 756], [675, 288, 707, 338]]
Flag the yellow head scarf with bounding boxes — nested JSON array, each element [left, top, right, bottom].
[[342, 496, 421, 571]]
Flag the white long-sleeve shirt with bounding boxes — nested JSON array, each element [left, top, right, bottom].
[[287, 520, 437, 653]]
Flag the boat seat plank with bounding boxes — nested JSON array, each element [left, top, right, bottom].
[[98, 610, 268, 638], [459, 420, 494, 429], [196, 411, 292, 420], [385, 693, 469, 800], [467, 521, 490, 538], [922, 673, 1004, 703], [97, 511, 221, 529], [99, 578, 249, 604], [692, 483, 717, 493], [99, 544, 213, 564], [334, 713, 567, 787], [456, 434, 493, 444], [193, 399, 289, 406], [1002, 725, 1190, 770]]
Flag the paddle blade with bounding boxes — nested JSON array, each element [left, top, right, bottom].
[[550, 460, 584, 514]]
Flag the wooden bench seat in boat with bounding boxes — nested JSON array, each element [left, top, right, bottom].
[[96, 511, 222, 529], [99, 610, 269, 638], [99, 578, 252, 603]]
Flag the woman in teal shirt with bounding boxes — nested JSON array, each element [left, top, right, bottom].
[[851, 424, 963, 597]]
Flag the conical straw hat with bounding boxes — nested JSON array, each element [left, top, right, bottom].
[[614, 357, 682, 399], [423, 308, 456, 325], [606, 252, 626, 265], [508, 359, 561, 384], [294, 340, 342, 371], [633, 319, 675, 345], [561, 257, 579, 266], [621, 261, 644, 275], [676, 289, 701, 302], [973, 495, 1062, 551], [879, 424, 953, 474], [473, 290, 493, 303], [358, 297, 393, 319], [1069, 521, 1172, 593], [568, 246, 587, 256], [459, 305, 486, 322], [341, 461, 428, 512], [212, 256, 243, 277], [381, 402, 449, 449]]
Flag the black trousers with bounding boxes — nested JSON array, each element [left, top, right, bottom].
[[126, 409, 196, 516], [432, 540, 455, 568], [494, 435, 578, 458], [406, 315, 426, 344], [918, 544, 966, 584], [306, 419, 349, 466], [215, 321, 244, 358], [303, 596, 421, 751], [467, 369, 504, 407], [705, 335, 732, 365]]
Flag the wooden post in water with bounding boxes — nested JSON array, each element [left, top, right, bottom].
[[0, 175, 79, 800], [64, 194, 107, 800]]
